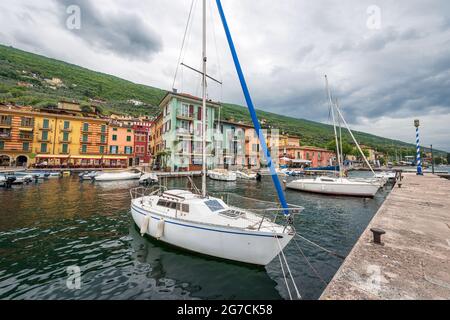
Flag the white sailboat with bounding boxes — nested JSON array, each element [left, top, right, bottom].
[[208, 169, 237, 181], [95, 170, 142, 182], [130, 0, 299, 266], [286, 76, 380, 197]]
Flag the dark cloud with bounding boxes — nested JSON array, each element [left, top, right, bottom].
[[55, 0, 162, 60]]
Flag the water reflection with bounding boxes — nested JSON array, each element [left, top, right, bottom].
[[0, 174, 390, 300]]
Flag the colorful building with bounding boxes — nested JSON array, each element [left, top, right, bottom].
[[0, 106, 34, 167], [133, 121, 152, 166], [107, 122, 134, 167], [158, 92, 219, 172]]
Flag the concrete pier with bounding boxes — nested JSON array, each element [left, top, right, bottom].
[[321, 173, 450, 300]]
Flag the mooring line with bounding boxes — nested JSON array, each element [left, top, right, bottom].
[[295, 233, 346, 260]]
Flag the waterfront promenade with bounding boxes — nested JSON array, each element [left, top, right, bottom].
[[321, 173, 450, 299]]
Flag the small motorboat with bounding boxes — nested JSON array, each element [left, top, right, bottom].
[[47, 172, 62, 179], [29, 171, 51, 179], [208, 169, 237, 182], [94, 171, 142, 182], [286, 176, 380, 197], [236, 170, 257, 180], [0, 175, 16, 188], [139, 173, 159, 185], [79, 171, 98, 181], [4, 173, 33, 185]]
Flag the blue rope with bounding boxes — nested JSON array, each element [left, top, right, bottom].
[[215, 0, 289, 215]]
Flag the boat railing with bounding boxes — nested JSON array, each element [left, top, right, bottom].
[[211, 192, 303, 232]]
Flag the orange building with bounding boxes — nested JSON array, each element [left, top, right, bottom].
[[0, 105, 34, 167], [107, 123, 134, 167]]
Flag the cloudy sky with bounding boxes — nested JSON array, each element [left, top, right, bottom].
[[0, 0, 449, 151]]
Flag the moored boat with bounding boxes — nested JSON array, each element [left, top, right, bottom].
[[94, 171, 142, 182], [208, 169, 237, 182], [286, 176, 380, 197], [236, 170, 257, 180]]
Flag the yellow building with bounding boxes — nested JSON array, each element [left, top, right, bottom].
[[32, 112, 109, 167]]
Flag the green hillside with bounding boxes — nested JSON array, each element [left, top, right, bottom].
[[0, 44, 444, 157]]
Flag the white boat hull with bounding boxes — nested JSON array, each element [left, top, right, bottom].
[[94, 172, 141, 181], [286, 178, 379, 197], [236, 171, 257, 180], [208, 171, 237, 181], [131, 201, 293, 265]]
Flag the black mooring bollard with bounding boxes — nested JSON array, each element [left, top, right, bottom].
[[370, 228, 386, 245]]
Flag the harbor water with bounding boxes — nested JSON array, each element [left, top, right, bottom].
[[0, 172, 390, 300]]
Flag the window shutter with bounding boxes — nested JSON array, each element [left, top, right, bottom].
[[198, 107, 202, 121]]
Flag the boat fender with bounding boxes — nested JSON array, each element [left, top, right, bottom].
[[156, 219, 165, 240], [140, 215, 150, 236]]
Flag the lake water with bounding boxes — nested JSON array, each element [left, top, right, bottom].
[[0, 172, 390, 300]]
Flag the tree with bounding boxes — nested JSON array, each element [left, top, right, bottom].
[[326, 139, 355, 159]]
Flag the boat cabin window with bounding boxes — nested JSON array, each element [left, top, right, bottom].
[[157, 199, 176, 209], [204, 200, 225, 212]]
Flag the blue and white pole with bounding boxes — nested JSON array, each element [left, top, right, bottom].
[[414, 119, 423, 175]]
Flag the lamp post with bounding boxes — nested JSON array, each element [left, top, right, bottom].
[[414, 120, 423, 175], [430, 144, 435, 174]]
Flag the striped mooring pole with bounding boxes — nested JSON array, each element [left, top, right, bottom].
[[414, 119, 423, 175]]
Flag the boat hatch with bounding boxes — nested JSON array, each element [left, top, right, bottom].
[[204, 200, 225, 212], [219, 210, 245, 219]]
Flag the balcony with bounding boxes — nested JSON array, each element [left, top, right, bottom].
[[59, 148, 70, 155], [35, 148, 50, 154], [37, 137, 52, 143], [0, 118, 12, 128], [0, 132, 12, 140], [19, 134, 33, 141], [60, 124, 73, 132], [59, 137, 72, 143], [176, 112, 194, 121], [39, 124, 52, 131]]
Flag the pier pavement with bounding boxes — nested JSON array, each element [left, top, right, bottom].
[[320, 173, 450, 300]]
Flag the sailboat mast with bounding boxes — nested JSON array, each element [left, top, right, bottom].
[[325, 75, 342, 177], [201, 0, 207, 198]]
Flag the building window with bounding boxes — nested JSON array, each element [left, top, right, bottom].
[[42, 131, 48, 141], [125, 146, 133, 154], [0, 115, 11, 125], [127, 129, 132, 133], [112, 135, 117, 141], [64, 120, 70, 129], [101, 125, 106, 133], [0, 141, 4, 150], [101, 135, 106, 143], [41, 143, 47, 153], [109, 146, 118, 154], [21, 117, 33, 127], [83, 123, 89, 132], [81, 145, 87, 153], [99, 146, 105, 154], [82, 134, 88, 143], [62, 144, 68, 154], [43, 119, 49, 129], [63, 132, 69, 142], [22, 142, 29, 152], [113, 127, 118, 131], [126, 136, 131, 142]]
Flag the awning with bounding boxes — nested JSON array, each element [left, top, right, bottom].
[[102, 155, 128, 160], [36, 155, 70, 159], [19, 127, 34, 132], [70, 155, 103, 160]]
